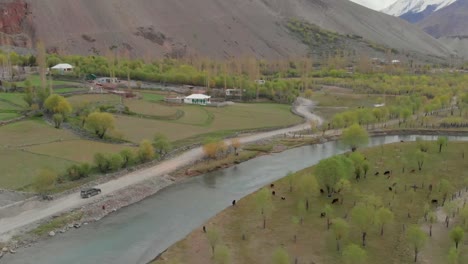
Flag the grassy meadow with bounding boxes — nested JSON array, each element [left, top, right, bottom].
[[155, 141, 468, 264]]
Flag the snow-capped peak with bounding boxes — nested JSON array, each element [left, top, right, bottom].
[[383, 0, 457, 16]]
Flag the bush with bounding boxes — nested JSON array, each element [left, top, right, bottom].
[[120, 149, 137, 168], [94, 153, 110, 173], [67, 163, 92, 181], [138, 140, 155, 162], [109, 154, 124, 171]]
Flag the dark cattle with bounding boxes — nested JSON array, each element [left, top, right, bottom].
[[331, 198, 339, 204], [320, 189, 324, 194], [272, 191, 276, 196], [320, 212, 326, 218], [429, 184, 433, 192], [400, 140, 404, 143], [281, 197, 286, 200], [374, 172, 380, 176], [203, 226, 206, 233], [270, 184, 275, 188], [232, 200, 236, 206], [410, 169, 416, 173], [431, 199, 438, 204], [384, 170, 391, 175], [388, 187, 393, 191]]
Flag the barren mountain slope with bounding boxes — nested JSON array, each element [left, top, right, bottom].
[[0, 0, 452, 59], [418, 0, 468, 38]]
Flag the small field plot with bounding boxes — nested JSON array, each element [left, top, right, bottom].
[[208, 103, 301, 130], [0, 112, 21, 121], [0, 119, 77, 147], [112, 115, 208, 143], [114, 103, 301, 143], [67, 94, 122, 108], [0, 93, 28, 107], [15, 75, 81, 87], [125, 100, 179, 116], [310, 92, 397, 108], [26, 140, 136, 163], [140, 91, 168, 102], [0, 149, 75, 190], [54, 87, 88, 94]]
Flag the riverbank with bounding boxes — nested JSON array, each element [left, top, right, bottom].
[[153, 140, 468, 264]]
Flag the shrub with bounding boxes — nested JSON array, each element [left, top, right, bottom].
[[94, 153, 110, 173], [67, 163, 92, 181], [109, 154, 124, 171], [138, 140, 155, 162], [120, 149, 136, 168]]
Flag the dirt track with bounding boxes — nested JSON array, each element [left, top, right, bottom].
[[0, 98, 321, 242]]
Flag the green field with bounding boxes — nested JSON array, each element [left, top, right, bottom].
[[54, 87, 88, 94], [0, 119, 136, 190], [15, 75, 81, 88], [141, 92, 166, 102], [0, 93, 28, 107], [156, 141, 468, 264], [112, 102, 301, 143], [68, 94, 122, 108], [0, 112, 21, 120]]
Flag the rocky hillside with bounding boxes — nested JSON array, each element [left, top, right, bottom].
[[417, 0, 468, 38], [0, 0, 452, 60]]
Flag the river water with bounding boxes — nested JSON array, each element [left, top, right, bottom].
[[4, 135, 468, 264]]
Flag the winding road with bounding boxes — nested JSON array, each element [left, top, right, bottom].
[[0, 98, 322, 241]]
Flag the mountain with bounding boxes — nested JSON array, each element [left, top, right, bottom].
[[418, 0, 468, 37], [0, 0, 452, 60], [383, 0, 456, 23]]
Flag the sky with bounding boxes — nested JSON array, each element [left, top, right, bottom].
[[349, 0, 398, 10]]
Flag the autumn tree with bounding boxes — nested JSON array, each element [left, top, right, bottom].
[[450, 226, 464, 249], [341, 124, 369, 151], [407, 225, 427, 263], [85, 112, 115, 139], [375, 207, 394, 236], [272, 248, 290, 264], [138, 140, 155, 162], [343, 244, 367, 264], [44, 94, 72, 128], [255, 188, 274, 229], [231, 138, 241, 155], [332, 218, 349, 252], [203, 138, 228, 159], [153, 133, 172, 157], [34, 168, 58, 194], [351, 203, 374, 247]]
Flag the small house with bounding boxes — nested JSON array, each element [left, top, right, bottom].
[[51, 63, 74, 74], [184, 94, 211, 105]]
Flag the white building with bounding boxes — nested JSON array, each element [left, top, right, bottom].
[[51, 63, 74, 73], [184, 94, 211, 105]]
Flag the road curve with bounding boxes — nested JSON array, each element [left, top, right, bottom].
[[0, 98, 320, 241]]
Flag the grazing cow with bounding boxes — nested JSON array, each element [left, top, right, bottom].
[[203, 226, 206, 233], [320, 212, 326, 218], [331, 198, 339, 204], [320, 189, 324, 194], [270, 184, 275, 188], [400, 140, 405, 143], [388, 187, 393, 191], [410, 169, 416, 173], [384, 170, 391, 175], [431, 199, 438, 204], [272, 191, 276, 196], [232, 200, 236, 206], [281, 197, 286, 200], [374, 172, 380, 176]]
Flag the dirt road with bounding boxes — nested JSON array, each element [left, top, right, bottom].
[[0, 98, 321, 241]]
